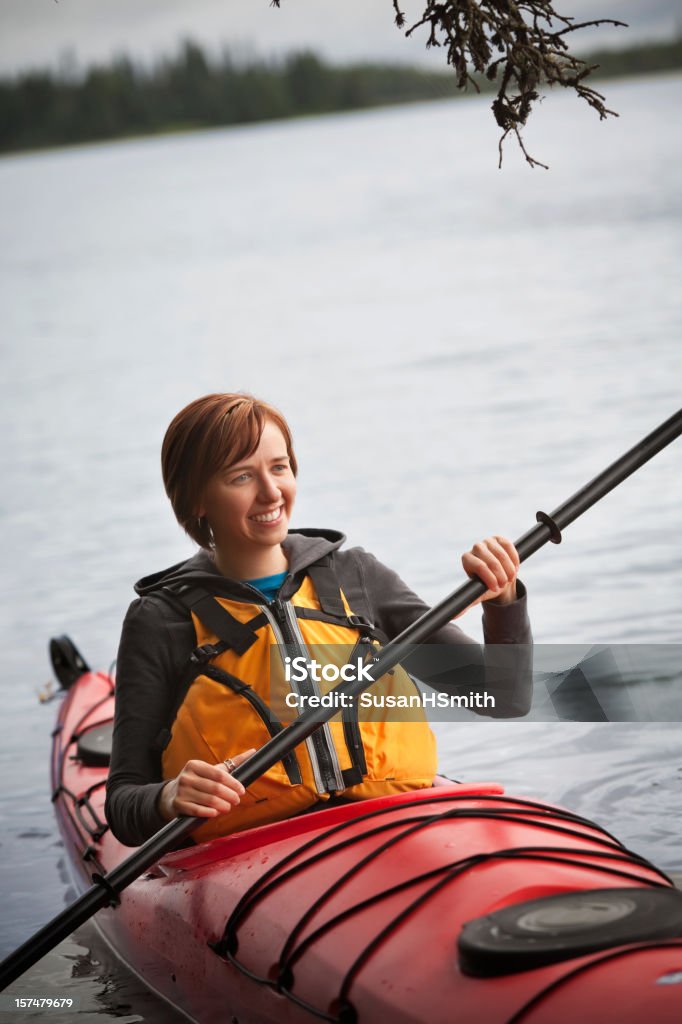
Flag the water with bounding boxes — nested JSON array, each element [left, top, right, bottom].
[[0, 74, 680, 1018]]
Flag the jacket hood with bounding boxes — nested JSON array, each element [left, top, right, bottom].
[[134, 528, 346, 598]]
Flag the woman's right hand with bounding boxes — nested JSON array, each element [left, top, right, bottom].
[[158, 749, 256, 821]]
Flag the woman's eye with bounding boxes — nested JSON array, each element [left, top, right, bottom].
[[231, 472, 250, 484]]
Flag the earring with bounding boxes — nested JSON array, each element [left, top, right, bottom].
[[198, 516, 215, 547]]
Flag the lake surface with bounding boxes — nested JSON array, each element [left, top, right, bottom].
[[0, 73, 680, 1020]]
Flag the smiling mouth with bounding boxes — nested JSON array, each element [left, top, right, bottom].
[[249, 505, 284, 524]]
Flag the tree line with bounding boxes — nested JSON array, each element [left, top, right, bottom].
[[0, 37, 679, 155], [0, 45, 458, 154]]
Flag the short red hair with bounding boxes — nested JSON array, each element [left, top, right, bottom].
[[161, 393, 297, 549]]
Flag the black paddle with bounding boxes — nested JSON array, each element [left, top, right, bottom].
[[1, 408, 680, 991]]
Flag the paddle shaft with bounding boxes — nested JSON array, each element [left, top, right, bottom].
[[1, 407, 680, 990]]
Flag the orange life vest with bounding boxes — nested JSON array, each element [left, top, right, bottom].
[[161, 559, 437, 841]]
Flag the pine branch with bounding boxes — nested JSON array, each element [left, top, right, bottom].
[[393, 0, 626, 166], [272, 1, 626, 167]]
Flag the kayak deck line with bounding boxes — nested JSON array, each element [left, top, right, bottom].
[[215, 794, 676, 1017], [44, 667, 682, 1024]]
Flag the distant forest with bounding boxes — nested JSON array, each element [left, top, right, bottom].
[[1, 36, 680, 155]]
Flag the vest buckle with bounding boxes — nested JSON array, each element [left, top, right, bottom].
[[190, 643, 223, 665]]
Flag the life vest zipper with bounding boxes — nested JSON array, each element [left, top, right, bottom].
[[264, 599, 345, 795], [278, 598, 347, 793]]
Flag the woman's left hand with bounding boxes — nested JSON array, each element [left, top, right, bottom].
[[460, 535, 520, 609]]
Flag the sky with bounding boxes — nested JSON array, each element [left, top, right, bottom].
[[0, 0, 680, 78]]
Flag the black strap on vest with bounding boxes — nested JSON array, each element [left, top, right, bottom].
[[340, 766, 364, 787], [328, 553, 376, 626], [176, 586, 260, 655], [305, 555, 378, 635], [306, 558, 347, 617], [294, 606, 388, 644]]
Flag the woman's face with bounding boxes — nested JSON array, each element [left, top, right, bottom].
[[198, 419, 296, 560]]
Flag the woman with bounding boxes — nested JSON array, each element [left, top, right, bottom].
[[105, 394, 532, 847]]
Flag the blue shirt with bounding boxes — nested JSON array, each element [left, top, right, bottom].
[[243, 570, 287, 603]]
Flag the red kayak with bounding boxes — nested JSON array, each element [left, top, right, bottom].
[[50, 643, 682, 1024]]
